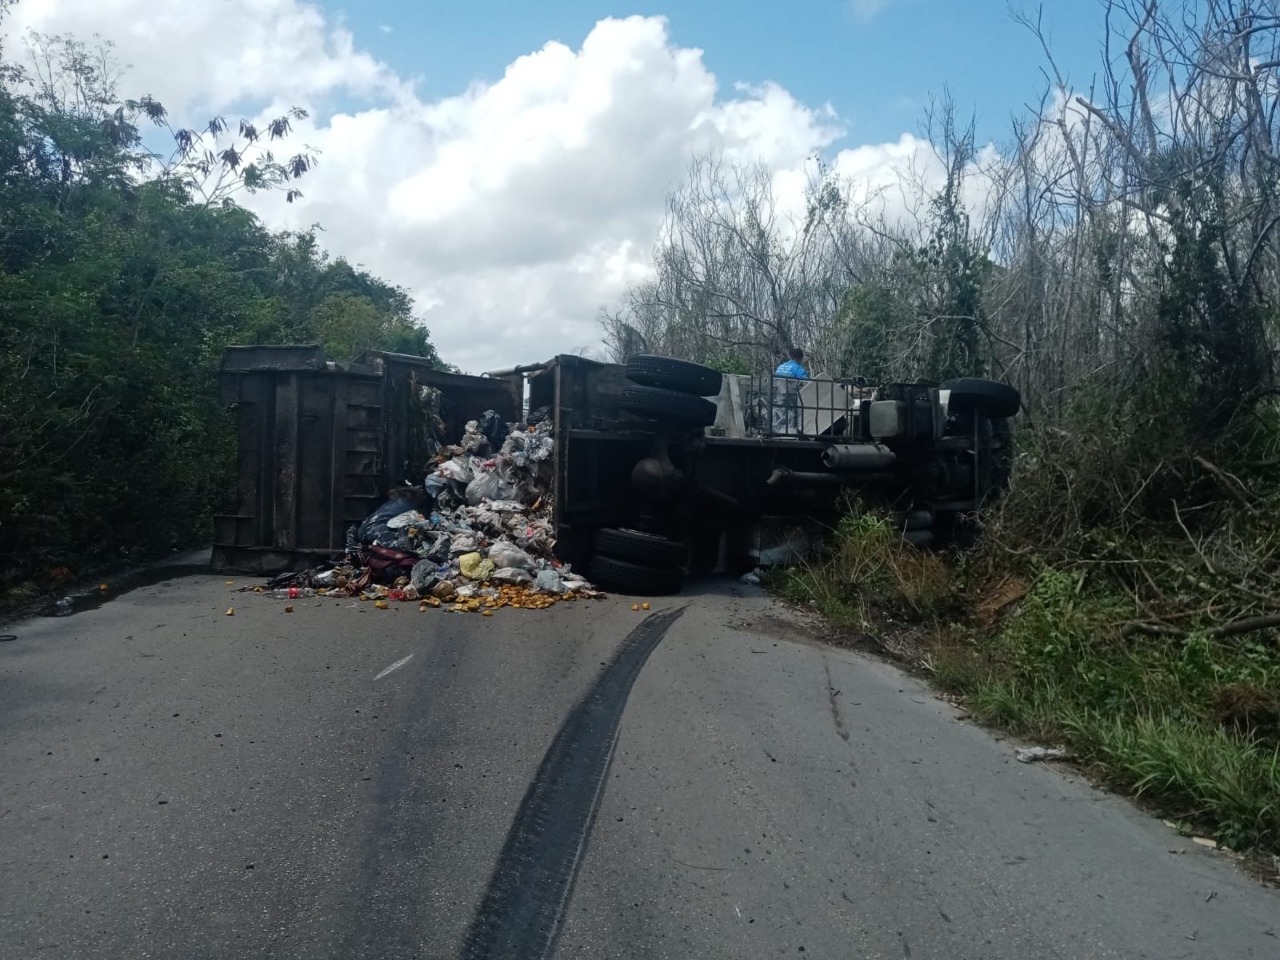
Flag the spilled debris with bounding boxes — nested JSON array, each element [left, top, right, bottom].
[[241, 411, 604, 613], [1014, 746, 1071, 764]]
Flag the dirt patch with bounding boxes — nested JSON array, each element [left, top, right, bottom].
[[973, 574, 1030, 627]]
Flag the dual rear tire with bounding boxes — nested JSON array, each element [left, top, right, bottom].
[[618, 355, 722, 428], [588, 527, 687, 596], [590, 355, 724, 594]]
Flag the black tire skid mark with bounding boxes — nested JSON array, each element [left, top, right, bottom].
[[460, 606, 686, 960]]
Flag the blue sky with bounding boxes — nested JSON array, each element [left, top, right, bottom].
[[322, 0, 1110, 148]]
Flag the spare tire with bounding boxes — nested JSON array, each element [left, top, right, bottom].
[[619, 385, 717, 428], [595, 528, 688, 567], [625, 355, 723, 397], [942, 378, 1021, 419], [589, 555, 684, 596]]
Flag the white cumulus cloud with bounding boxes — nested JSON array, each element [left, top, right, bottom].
[[5, 0, 955, 372]]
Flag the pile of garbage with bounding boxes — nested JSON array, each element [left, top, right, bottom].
[[247, 408, 604, 612]]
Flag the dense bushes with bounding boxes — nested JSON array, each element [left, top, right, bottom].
[[0, 31, 445, 598]]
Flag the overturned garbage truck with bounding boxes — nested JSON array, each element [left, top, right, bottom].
[[212, 345, 1019, 596]]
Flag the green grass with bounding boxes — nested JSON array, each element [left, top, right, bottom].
[[776, 510, 954, 632], [779, 513, 1280, 854]]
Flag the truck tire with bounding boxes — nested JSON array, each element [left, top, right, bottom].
[[619, 385, 717, 428], [589, 555, 684, 596], [625, 355, 723, 397], [899, 509, 933, 532], [595, 527, 688, 567], [943, 378, 1021, 419], [903, 529, 934, 548]]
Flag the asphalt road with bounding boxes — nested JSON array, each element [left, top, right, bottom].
[[1, 570, 1277, 959]]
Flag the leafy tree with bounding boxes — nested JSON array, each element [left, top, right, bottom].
[[833, 281, 901, 383], [0, 25, 445, 593]]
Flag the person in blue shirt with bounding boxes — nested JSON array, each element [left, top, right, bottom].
[[774, 347, 809, 380], [771, 347, 808, 434]]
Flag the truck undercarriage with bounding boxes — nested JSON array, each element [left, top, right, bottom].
[[518, 354, 1017, 589]]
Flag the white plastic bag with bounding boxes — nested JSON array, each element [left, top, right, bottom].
[[437, 458, 474, 484], [465, 472, 502, 505], [387, 510, 427, 529], [488, 541, 535, 571], [491, 567, 534, 585], [485, 499, 527, 514], [535, 569, 568, 595]]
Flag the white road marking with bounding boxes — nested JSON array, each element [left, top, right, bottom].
[[374, 654, 414, 681]]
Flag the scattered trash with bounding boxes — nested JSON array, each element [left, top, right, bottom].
[[387, 510, 428, 530], [459, 552, 497, 582], [356, 496, 423, 550], [271, 587, 315, 600], [492, 567, 534, 585], [243, 412, 604, 613], [1014, 746, 1070, 763], [1192, 836, 1219, 849], [284, 605, 294, 614], [739, 571, 763, 586], [489, 541, 535, 571], [225, 607, 235, 616], [534, 569, 568, 595]]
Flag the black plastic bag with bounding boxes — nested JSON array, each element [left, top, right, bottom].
[[356, 496, 419, 547], [477, 409, 508, 450]]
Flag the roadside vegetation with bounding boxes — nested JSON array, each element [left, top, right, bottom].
[[780, 495, 1280, 854], [0, 17, 446, 602], [606, 0, 1280, 857]]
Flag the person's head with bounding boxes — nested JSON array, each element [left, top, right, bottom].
[[788, 347, 804, 364]]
